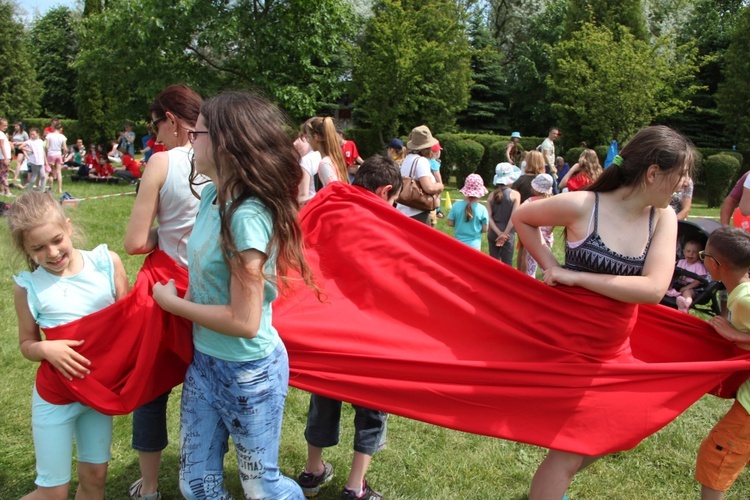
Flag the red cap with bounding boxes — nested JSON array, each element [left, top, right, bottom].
[[431, 142, 442, 153]]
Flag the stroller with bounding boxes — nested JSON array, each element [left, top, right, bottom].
[[659, 218, 726, 317]]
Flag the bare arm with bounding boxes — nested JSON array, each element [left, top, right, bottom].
[[557, 163, 580, 190], [721, 195, 740, 226], [298, 169, 311, 206], [709, 316, 750, 347], [514, 192, 677, 303], [740, 187, 750, 216], [675, 196, 692, 221], [110, 251, 131, 299], [418, 174, 444, 195], [15, 285, 91, 380], [123, 152, 168, 254], [152, 248, 266, 339]]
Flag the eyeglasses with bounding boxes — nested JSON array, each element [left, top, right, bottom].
[[187, 130, 208, 144], [698, 250, 721, 267], [150, 116, 166, 129]]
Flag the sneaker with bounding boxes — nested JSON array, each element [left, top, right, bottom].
[[340, 480, 382, 500], [297, 462, 334, 497], [129, 478, 162, 500]]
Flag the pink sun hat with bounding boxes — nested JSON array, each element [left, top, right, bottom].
[[459, 173, 488, 198]]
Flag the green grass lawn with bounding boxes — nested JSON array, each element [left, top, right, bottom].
[[0, 174, 748, 498]]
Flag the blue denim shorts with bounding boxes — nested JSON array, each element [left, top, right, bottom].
[[132, 390, 171, 452], [179, 341, 304, 500], [305, 394, 388, 456]]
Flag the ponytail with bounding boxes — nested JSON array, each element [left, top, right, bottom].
[[464, 199, 474, 222], [310, 117, 349, 184]]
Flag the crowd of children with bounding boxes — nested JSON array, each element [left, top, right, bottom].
[[7, 103, 750, 500], [0, 119, 154, 196]]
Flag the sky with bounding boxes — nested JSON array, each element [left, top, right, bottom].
[[19, 0, 78, 20]]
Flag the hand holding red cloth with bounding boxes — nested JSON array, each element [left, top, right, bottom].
[[35, 250, 193, 415]]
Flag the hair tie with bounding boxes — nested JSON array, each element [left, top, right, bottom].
[[612, 155, 624, 167]]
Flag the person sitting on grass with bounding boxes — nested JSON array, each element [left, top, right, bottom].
[[297, 155, 402, 500], [695, 226, 750, 500], [113, 146, 143, 184], [89, 152, 116, 183]]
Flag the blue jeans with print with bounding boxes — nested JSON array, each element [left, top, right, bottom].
[[179, 342, 303, 500]]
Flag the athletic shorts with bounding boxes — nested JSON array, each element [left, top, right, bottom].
[[695, 400, 750, 491]]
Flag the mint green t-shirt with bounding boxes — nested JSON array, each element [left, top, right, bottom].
[[728, 281, 750, 412], [187, 183, 279, 362]]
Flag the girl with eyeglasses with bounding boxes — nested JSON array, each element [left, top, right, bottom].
[[151, 91, 317, 499], [514, 125, 694, 499], [123, 84, 206, 500]]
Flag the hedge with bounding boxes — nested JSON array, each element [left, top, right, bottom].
[[703, 153, 741, 208], [450, 139, 485, 189]]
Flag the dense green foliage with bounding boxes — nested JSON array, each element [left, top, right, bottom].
[[352, 0, 472, 142], [703, 153, 741, 207], [5, 0, 750, 172], [29, 7, 79, 119], [716, 4, 750, 149], [0, 0, 40, 121]]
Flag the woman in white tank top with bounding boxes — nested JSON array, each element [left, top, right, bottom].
[[122, 84, 207, 499]]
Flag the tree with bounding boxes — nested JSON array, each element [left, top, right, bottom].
[[457, 9, 508, 133], [503, 0, 568, 136], [352, 0, 472, 142], [716, 4, 750, 147], [548, 22, 699, 145], [29, 7, 79, 119], [669, 0, 745, 147], [74, 0, 359, 136], [564, 0, 648, 41], [0, 0, 40, 121]]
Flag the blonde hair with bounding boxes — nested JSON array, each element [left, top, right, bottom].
[[525, 150, 545, 175], [577, 149, 602, 182], [389, 146, 406, 165], [7, 191, 76, 271]]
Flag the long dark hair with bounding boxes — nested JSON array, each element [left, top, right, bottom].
[[587, 126, 695, 193], [199, 91, 317, 294]]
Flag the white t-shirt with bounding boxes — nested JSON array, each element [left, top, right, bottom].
[[46, 132, 67, 156], [0, 131, 10, 160], [540, 138, 555, 168], [397, 153, 434, 217], [300, 150, 321, 200], [742, 174, 750, 190], [24, 139, 46, 165]]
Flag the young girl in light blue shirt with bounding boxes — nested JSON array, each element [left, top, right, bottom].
[[152, 91, 318, 499]]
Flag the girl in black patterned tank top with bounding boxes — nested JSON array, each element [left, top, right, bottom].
[[512, 125, 695, 500]]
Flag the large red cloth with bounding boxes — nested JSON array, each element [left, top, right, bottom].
[[36, 250, 193, 415], [275, 183, 750, 455]]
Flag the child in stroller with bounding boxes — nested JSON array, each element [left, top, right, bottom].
[[665, 239, 708, 312], [661, 219, 725, 316]]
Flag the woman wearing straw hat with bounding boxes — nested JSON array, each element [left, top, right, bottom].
[[396, 126, 444, 224]]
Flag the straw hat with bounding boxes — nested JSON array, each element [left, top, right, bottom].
[[407, 125, 439, 150], [460, 173, 488, 198]]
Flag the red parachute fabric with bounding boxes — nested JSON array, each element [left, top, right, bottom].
[[275, 183, 750, 456], [35, 250, 193, 415]]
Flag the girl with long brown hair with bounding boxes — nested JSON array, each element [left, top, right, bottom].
[[558, 148, 602, 192], [151, 91, 316, 499]]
